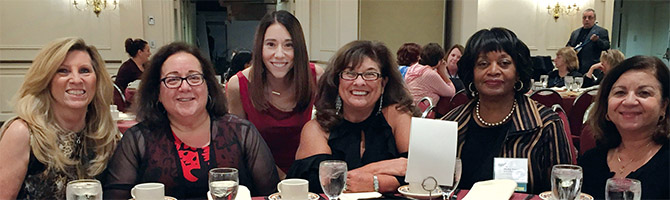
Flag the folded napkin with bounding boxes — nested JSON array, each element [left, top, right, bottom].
[[207, 185, 250, 200], [340, 192, 382, 200], [462, 179, 517, 200]]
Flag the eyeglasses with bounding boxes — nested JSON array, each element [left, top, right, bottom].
[[339, 71, 381, 81], [160, 73, 205, 89]]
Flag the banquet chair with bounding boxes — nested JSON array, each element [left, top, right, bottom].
[[552, 104, 578, 164], [530, 89, 564, 108], [437, 90, 470, 116], [579, 125, 597, 155], [111, 75, 128, 112], [418, 97, 435, 119], [569, 88, 598, 149]]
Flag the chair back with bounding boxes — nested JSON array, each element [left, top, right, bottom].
[[111, 75, 128, 112], [437, 90, 470, 116], [418, 97, 435, 118], [569, 88, 598, 149], [553, 104, 578, 164], [579, 124, 597, 155], [530, 89, 563, 108]]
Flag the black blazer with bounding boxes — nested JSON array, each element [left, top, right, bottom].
[[566, 25, 610, 74]]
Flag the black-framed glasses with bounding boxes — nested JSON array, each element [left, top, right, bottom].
[[339, 71, 381, 81], [160, 73, 205, 89]]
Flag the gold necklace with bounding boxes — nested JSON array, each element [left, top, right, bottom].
[[614, 142, 653, 174]]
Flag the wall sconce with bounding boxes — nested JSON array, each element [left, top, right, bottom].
[[73, 0, 118, 17], [547, 2, 579, 21]]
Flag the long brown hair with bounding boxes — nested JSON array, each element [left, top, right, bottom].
[[315, 40, 417, 130], [249, 10, 313, 111]]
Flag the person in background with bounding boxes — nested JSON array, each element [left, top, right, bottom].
[[114, 38, 151, 112], [103, 42, 279, 199], [579, 56, 669, 199], [582, 49, 624, 88], [288, 40, 417, 193], [224, 49, 252, 82], [226, 10, 323, 177], [0, 37, 119, 199], [396, 43, 421, 78], [442, 28, 572, 194], [405, 43, 456, 105], [445, 44, 465, 91], [547, 47, 583, 88], [566, 8, 610, 74]]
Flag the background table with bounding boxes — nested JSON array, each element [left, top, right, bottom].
[[250, 190, 542, 200]]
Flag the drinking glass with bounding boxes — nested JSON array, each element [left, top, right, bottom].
[[539, 75, 549, 88], [574, 77, 584, 90], [564, 76, 574, 91], [441, 158, 462, 200], [605, 178, 641, 200], [66, 179, 102, 200], [551, 164, 583, 200], [209, 168, 239, 200], [319, 160, 348, 200]]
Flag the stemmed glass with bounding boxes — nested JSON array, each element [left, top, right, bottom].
[[574, 77, 584, 91], [209, 168, 239, 200], [564, 76, 574, 91], [551, 164, 583, 200], [539, 75, 549, 88], [319, 160, 348, 200], [440, 158, 462, 200], [66, 179, 103, 200], [605, 178, 641, 200]]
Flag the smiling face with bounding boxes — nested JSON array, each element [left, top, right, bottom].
[[339, 57, 387, 113], [262, 23, 294, 79], [607, 69, 668, 135], [50, 50, 97, 113], [447, 48, 462, 74], [473, 51, 518, 99], [158, 52, 209, 120]]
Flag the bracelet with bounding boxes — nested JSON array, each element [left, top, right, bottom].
[[373, 175, 379, 192]]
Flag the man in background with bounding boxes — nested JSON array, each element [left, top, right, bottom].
[[566, 8, 610, 74]]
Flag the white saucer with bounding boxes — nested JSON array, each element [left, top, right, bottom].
[[397, 185, 443, 199], [267, 192, 320, 200], [129, 196, 176, 200], [539, 191, 594, 200]]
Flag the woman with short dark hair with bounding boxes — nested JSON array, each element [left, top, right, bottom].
[[405, 43, 456, 104], [442, 27, 571, 194], [396, 43, 421, 78]]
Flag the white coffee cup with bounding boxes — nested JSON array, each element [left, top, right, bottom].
[[131, 183, 165, 200], [277, 178, 308, 200]]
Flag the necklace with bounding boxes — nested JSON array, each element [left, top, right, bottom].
[[614, 142, 654, 174], [476, 99, 516, 127]]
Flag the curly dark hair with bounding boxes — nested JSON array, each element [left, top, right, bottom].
[[315, 40, 418, 130], [135, 42, 227, 129], [457, 27, 533, 98], [419, 43, 445, 67], [587, 56, 670, 149], [396, 43, 421, 66]]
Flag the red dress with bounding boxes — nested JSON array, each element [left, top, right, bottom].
[[235, 65, 316, 172]]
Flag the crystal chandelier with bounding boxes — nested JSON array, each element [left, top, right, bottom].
[[73, 0, 118, 17], [547, 2, 579, 21]]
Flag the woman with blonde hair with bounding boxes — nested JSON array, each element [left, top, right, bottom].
[[547, 47, 583, 88], [0, 37, 119, 199], [582, 49, 625, 87]]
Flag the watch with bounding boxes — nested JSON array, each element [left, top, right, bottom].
[[373, 175, 379, 192]]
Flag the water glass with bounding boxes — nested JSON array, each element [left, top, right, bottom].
[[574, 77, 584, 90], [539, 75, 549, 88], [440, 158, 462, 200], [319, 160, 348, 200], [564, 76, 574, 90], [66, 179, 102, 200], [605, 178, 641, 200], [209, 168, 239, 200], [551, 164, 583, 200]]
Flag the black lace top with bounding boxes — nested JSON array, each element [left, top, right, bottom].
[[287, 113, 407, 192]]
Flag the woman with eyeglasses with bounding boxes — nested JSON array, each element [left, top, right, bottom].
[[103, 42, 279, 199], [287, 40, 417, 193]]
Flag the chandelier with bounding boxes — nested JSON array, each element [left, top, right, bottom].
[[547, 2, 579, 21], [73, 0, 118, 17]]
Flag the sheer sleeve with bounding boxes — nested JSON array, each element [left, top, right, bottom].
[[102, 125, 146, 199], [237, 121, 280, 196], [286, 154, 334, 193]]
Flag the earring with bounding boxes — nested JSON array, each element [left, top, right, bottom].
[[514, 80, 524, 91], [660, 114, 666, 122], [377, 91, 384, 116], [207, 95, 213, 109], [335, 95, 342, 115], [468, 83, 479, 97]]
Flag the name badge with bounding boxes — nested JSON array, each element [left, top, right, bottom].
[[494, 158, 528, 192]]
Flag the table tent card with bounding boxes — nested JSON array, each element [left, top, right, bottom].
[[406, 117, 458, 187]]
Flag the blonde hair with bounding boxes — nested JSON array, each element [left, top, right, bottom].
[[557, 47, 579, 71], [7, 37, 118, 177], [600, 49, 625, 68]]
